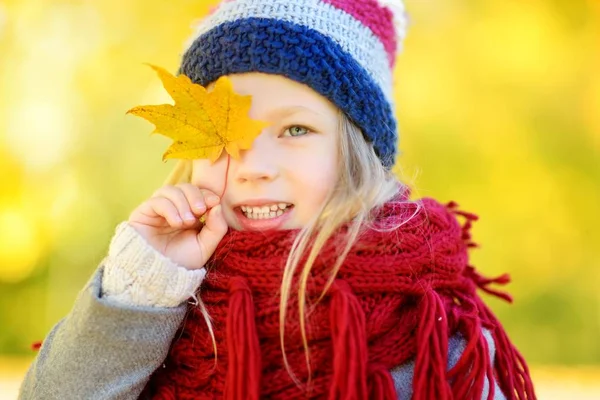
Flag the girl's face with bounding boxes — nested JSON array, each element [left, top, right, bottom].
[[191, 73, 340, 231]]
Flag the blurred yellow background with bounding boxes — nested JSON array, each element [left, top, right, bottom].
[[0, 0, 599, 398]]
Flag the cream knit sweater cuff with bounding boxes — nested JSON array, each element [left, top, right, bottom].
[[101, 221, 206, 308]]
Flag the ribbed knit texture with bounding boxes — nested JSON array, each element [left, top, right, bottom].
[[102, 222, 206, 308], [140, 188, 536, 399]]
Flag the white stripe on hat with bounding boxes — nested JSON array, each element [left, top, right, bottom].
[[375, 0, 409, 53]]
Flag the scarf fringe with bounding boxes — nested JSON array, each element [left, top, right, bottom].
[[367, 363, 397, 399], [413, 289, 452, 400], [329, 280, 399, 399], [225, 277, 261, 400], [447, 295, 495, 400], [447, 201, 536, 400], [479, 302, 536, 400], [329, 279, 369, 399]]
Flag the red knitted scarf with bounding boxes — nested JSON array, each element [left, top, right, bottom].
[[140, 193, 535, 399]]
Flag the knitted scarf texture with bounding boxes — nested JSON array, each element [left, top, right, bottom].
[[141, 191, 535, 399]]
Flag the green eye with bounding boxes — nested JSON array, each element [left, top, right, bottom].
[[284, 125, 309, 137]]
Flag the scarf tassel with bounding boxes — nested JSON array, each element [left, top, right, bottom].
[[413, 289, 452, 400], [225, 276, 261, 400], [449, 200, 536, 399], [328, 279, 369, 399], [447, 297, 495, 400], [368, 363, 398, 399], [478, 303, 536, 400]]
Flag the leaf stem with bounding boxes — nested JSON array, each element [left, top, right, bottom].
[[221, 154, 231, 199]]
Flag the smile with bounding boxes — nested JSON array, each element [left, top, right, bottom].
[[240, 203, 293, 220]]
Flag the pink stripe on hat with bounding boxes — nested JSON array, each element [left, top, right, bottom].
[[324, 0, 397, 66]]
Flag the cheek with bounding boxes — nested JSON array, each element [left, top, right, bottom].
[[300, 157, 337, 193], [190, 159, 227, 195], [291, 139, 339, 217]]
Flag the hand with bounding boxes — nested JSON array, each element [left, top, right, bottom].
[[127, 183, 228, 270]]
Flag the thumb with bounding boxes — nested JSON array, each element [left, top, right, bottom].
[[197, 204, 228, 261]]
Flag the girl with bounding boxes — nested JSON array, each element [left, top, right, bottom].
[[19, 0, 536, 399]]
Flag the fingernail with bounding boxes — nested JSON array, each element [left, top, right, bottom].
[[207, 195, 220, 204], [194, 202, 206, 211], [184, 212, 196, 221]]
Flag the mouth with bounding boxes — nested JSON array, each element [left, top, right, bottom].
[[239, 203, 293, 219], [233, 202, 294, 230]]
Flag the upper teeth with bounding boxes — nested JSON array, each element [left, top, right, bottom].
[[241, 203, 290, 214], [240, 203, 291, 219]]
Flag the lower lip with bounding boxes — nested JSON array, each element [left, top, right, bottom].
[[234, 207, 293, 231]]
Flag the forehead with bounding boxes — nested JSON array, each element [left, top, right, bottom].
[[209, 72, 338, 116]]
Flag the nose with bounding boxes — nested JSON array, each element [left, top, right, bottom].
[[233, 132, 279, 184]]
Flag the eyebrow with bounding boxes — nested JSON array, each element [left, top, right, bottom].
[[265, 105, 333, 121]]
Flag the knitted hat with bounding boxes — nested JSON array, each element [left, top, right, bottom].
[[179, 0, 408, 168]]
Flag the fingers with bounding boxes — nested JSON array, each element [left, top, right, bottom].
[[138, 197, 185, 227], [149, 184, 220, 228], [197, 204, 228, 260], [177, 183, 221, 214]]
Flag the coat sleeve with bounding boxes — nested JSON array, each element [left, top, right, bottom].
[[390, 328, 507, 400], [18, 222, 206, 400], [18, 265, 188, 400]]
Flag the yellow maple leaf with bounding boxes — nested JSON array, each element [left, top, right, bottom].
[[127, 64, 270, 162]]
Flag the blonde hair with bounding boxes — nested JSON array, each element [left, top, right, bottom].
[[163, 111, 420, 386]]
